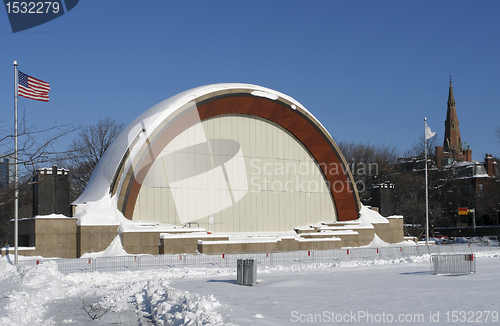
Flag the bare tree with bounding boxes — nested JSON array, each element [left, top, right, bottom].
[[403, 134, 442, 159], [66, 117, 124, 200], [0, 118, 77, 246], [336, 141, 399, 203], [392, 172, 425, 237]]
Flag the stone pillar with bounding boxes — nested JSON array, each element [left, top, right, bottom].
[[371, 182, 395, 217], [32, 165, 70, 216]]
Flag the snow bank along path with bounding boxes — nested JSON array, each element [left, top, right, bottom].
[[0, 260, 226, 325], [1, 248, 500, 325]]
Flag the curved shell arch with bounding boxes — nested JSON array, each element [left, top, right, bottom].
[[74, 84, 360, 229]]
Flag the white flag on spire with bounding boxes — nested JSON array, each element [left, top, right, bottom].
[[425, 121, 435, 140]]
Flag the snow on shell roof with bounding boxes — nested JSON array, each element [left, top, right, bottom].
[[73, 83, 327, 207]]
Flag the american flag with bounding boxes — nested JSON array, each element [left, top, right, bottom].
[[17, 70, 50, 102]]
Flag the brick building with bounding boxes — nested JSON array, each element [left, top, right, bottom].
[[395, 80, 498, 236], [434, 80, 498, 234]]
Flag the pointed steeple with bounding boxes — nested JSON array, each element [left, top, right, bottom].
[[448, 76, 455, 107], [443, 77, 463, 153]]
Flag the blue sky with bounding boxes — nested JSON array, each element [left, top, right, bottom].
[[1, 1, 499, 161]]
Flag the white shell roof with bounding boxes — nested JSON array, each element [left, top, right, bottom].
[[72, 83, 330, 226]]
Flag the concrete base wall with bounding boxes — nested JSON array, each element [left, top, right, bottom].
[[160, 236, 229, 254], [197, 237, 342, 254], [6, 215, 404, 257], [357, 228, 375, 246], [10, 219, 36, 247], [373, 218, 404, 243], [122, 232, 161, 255], [198, 241, 279, 254], [299, 233, 341, 239], [330, 232, 359, 247], [298, 239, 341, 250], [78, 225, 118, 257], [9, 217, 77, 258], [276, 238, 299, 251]]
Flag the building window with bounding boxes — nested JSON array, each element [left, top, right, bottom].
[[478, 183, 484, 195]]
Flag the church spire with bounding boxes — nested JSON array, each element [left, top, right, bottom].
[[448, 76, 455, 107], [443, 77, 462, 153]]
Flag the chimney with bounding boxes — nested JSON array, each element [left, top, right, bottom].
[[485, 154, 496, 177]]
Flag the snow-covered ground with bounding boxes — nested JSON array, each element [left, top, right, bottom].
[[1, 249, 500, 325]]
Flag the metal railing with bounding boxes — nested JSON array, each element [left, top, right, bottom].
[[13, 242, 498, 274], [431, 253, 476, 275]]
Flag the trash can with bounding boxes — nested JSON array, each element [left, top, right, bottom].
[[237, 258, 244, 285], [237, 258, 257, 286]]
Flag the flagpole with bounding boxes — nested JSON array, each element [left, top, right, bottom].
[[13, 60, 19, 265], [424, 117, 429, 247]]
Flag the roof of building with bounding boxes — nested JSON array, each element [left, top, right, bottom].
[[72, 83, 332, 226]]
